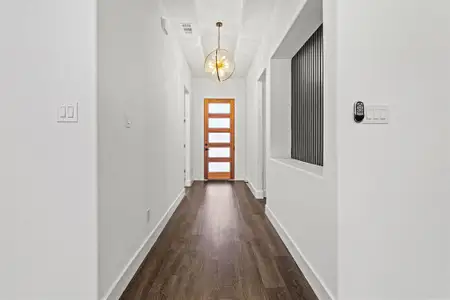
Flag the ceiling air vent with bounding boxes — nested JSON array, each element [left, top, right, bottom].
[[180, 23, 193, 35]]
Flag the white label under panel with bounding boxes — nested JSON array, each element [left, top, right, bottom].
[[209, 148, 230, 158], [209, 162, 230, 172], [209, 133, 230, 143], [209, 103, 230, 114], [209, 118, 230, 129]]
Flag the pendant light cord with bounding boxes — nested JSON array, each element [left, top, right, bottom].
[[218, 25, 221, 49], [215, 22, 222, 81]]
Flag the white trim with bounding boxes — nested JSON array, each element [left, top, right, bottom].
[[185, 180, 193, 187], [271, 158, 324, 178], [101, 189, 186, 300], [246, 180, 265, 199], [265, 207, 335, 300]]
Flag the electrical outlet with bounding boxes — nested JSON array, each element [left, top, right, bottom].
[[146, 209, 151, 223]]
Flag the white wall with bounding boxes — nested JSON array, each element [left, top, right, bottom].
[[336, 0, 450, 299], [0, 1, 98, 299], [246, 1, 337, 299], [268, 59, 291, 159], [191, 78, 246, 180], [98, 0, 191, 298]]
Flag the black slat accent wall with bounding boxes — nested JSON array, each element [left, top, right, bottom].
[[291, 25, 324, 166]]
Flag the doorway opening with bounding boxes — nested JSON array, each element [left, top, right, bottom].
[[184, 87, 192, 187], [204, 99, 235, 180], [258, 70, 267, 197]]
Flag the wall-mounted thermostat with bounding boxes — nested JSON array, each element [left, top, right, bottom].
[[354, 101, 365, 123], [354, 102, 389, 124]]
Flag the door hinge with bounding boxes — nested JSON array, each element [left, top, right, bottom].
[[184, 144, 186, 148]]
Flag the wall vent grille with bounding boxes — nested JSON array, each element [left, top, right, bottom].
[[180, 23, 193, 35]]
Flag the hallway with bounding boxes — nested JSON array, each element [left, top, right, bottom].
[[120, 182, 318, 300]]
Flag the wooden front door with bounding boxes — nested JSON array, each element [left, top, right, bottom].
[[204, 99, 235, 180]]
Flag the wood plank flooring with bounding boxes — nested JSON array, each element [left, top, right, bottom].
[[120, 181, 318, 300]]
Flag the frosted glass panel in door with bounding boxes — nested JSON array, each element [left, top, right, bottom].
[[209, 148, 230, 158], [209, 162, 230, 172], [209, 118, 230, 129], [209, 103, 230, 114], [209, 133, 230, 143]]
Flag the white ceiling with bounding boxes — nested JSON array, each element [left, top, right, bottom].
[[162, 0, 276, 77]]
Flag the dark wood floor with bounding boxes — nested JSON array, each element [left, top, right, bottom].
[[120, 181, 318, 300]]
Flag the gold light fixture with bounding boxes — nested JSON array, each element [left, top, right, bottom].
[[204, 22, 235, 82]]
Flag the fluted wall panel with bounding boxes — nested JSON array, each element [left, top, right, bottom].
[[291, 25, 324, 166]]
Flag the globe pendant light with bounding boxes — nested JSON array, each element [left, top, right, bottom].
[[204, 22, 235, 82]]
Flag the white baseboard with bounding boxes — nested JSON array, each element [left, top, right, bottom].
[[265, 207, 335, 300], [185, 180, 193, 187], [246, 180, 265, 199], [101, 189, 186, 300]]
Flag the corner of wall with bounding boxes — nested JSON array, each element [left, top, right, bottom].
[[266, 207, 335, 300], [100, 189, 186, 300]]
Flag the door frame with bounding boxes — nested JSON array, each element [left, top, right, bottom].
[[204, 98, 235, 180], [184, 87, 192, 187], [258, 69, 267, 197]]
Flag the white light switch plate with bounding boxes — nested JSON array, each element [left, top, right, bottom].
[[362, 105, 389, 124], [57, 103, 79, 123], [57, 105, 67, 122]]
